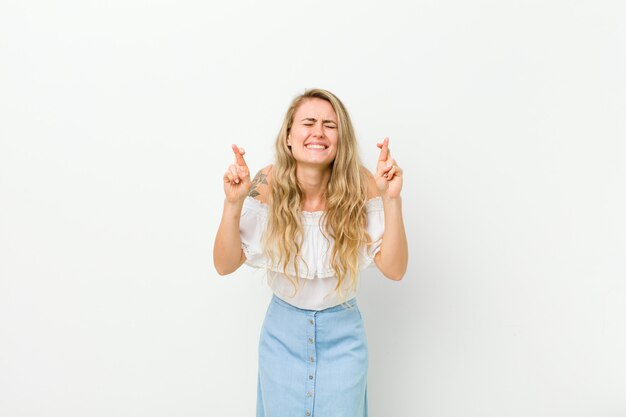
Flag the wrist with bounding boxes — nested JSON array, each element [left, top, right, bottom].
[[381, 194, 402, 206], [224, 198, 245, 213]]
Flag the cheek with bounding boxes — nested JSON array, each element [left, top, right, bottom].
[[290, 130, 307, 144], [330, 139, 339, 157]]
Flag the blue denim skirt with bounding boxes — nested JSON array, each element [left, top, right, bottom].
[[257, 295, 368, 417]]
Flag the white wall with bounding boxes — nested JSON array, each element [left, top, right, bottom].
[[1, 0, 625, 416]]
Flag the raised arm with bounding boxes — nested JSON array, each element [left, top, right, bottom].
[[372, 137, 408, 281], [213, 144, 252, 275]]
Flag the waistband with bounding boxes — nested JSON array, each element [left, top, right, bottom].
[[271, 294, 358, 314]]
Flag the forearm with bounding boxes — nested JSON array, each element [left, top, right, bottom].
[[376, 196, 408, 280], [213, 199, 246, 275]]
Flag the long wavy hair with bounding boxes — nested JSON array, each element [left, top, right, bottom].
[[263, 89, 375, 302]]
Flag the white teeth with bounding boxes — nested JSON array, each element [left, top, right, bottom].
[[306, 144, 326, 149]]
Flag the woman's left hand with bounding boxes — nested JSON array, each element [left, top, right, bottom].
[[375, 137, 403, 199]]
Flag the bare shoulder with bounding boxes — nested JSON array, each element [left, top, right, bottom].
[[361, 166, 380, 200], [248, 164, 273, 204]]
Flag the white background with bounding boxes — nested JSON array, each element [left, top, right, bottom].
[[1, 0, 625, 416]]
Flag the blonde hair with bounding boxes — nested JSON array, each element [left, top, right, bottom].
[[263, 89, 374, 302]]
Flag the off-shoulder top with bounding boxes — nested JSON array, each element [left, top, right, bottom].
[[239, 196, 385, 310]]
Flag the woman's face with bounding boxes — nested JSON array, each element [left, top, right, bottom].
[[287, 98, 339, 168]]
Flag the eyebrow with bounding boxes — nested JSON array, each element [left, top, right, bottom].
[[300, 117, 337, 124]]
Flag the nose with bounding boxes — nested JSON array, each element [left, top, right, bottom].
[[312, 122, 324, 138]]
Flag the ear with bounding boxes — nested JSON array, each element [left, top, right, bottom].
[[287, 135, 292, 147]]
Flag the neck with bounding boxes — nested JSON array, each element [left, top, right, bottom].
[[295, 163, 331, 210]]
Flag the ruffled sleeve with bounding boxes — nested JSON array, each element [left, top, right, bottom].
[[360, 196, 385, 268], [239, 197, 268, 269]]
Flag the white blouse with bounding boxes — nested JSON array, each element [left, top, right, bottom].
[[240, 196, 385, 310]]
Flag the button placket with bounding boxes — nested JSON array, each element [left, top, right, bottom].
[[305, 312, 317, 416]]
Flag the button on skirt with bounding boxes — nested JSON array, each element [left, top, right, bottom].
[[257, 295, 368, 417]]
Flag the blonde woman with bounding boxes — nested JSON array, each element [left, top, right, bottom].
[[213, 89, 408, 417]]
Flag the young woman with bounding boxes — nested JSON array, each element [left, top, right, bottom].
[[213, 89, 408, 417]]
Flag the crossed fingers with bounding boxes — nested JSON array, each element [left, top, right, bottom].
[[225, 144, 249, 184], [377, 137, 401, 180]]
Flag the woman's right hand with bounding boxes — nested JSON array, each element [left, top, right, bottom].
[[223, 144, 252, 204]]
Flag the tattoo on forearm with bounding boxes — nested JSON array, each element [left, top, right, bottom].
[[248, 172, 267, 198]]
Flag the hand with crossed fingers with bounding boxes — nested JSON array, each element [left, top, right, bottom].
[[223, 144, 252, 204], [375, 137, 403, 199]]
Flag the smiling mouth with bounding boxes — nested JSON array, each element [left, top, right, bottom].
[[305, 144, 328, 150]]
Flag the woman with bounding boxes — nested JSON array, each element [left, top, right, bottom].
[[213, 89, 408, 417]]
